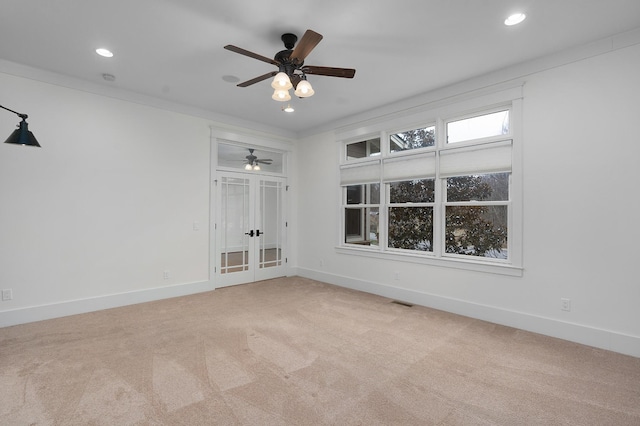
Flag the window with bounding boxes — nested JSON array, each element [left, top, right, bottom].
[[447, 110, 509, 143], [338, 95, 522, 275], [388, 179, 434, 251], [344, 183, 380, 245], [346, 138, 380, 159], [389, 126, 435, 152], [445, 173, 509, 259], [217, 142, 285, 174]]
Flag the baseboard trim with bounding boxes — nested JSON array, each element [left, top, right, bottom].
[[0, 280, 214, 328], [297, 268, 640, 358]]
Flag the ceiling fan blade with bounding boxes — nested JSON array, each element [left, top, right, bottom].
[[256, 159, 273, 164], [237, 71, 277, 87], [224, 45, 280, 66], [290, 30, 323, 64], [302, 66, 356, 78]]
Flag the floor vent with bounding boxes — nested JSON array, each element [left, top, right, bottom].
[[391, 300, 413, 307]]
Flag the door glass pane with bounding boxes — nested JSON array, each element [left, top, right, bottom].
[[220, 177, 250, 274], [258, 180, 282, 269]]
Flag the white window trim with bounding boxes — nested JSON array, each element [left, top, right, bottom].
[[336, 86, 524, 276]]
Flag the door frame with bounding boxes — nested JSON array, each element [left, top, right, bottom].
[[210, 133, 292, 289]]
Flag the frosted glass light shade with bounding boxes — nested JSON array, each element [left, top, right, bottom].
[[272, 88, 291, 102], [294, 80, 314, 97], [271, 72, 293, 90]]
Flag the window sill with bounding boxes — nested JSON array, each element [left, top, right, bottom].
[[335, 246, 523, 277]]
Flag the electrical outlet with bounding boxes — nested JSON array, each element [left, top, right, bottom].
[[394, 271, 400, 281], [561, 298, 571, 312], [319, 259, 324, 267], [2, 289, 13, 301], [163, 271, 170, 280]]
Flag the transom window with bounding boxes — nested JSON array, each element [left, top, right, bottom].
[[390, 126, 435, 152], [447, 109, 509, 143], [346, 138, 380, 159]]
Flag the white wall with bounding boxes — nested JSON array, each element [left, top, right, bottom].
[[2, 34, 638, 358], [295, 42, 640, 357], [0, 72, 213, 324]]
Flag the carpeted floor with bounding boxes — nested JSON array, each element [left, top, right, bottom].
[[1, 276, 639, 425]]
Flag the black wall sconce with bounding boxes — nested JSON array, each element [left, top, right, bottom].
[[1, 104, 40, 147]]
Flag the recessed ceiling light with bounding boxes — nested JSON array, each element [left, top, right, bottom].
[[504, 13, 526, 26], [222, 75, 240, 83], [95, 48, 114, 58]]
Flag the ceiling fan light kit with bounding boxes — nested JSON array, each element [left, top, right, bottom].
[[243, 148, 271, 171], [272, 88, 292, 101], [294, 77, 314, 98], [271, 72, 293, 90], [224, 29, 355, 104]]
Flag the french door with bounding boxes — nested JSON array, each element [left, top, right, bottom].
[[215, 172, 286, 287]]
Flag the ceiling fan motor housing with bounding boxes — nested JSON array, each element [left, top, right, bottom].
[[281, 33, 298, 49], [275, 33, 303, 75]]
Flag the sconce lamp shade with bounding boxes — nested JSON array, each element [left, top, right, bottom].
[[271, 72, 293, 90], [294, 79, 314, 98], [5, 117, 40, 147]]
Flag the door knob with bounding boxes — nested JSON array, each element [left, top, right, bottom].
[[256, 230, 262, 237], [245, 230, 254, 237]]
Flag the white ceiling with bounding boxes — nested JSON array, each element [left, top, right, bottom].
[[2, 1, 640, 135]]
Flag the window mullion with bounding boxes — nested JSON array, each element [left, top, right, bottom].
[[433, 125, 445, 257], [377, 179, 385, 251]]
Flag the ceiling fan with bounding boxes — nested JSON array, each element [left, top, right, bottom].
[[224, 29, 356, 100], [243, 148, 272, 170]]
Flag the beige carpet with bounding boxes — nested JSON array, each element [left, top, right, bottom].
[[1, 277, 639, 425]]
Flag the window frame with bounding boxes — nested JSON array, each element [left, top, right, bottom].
[[386, 178, 435, 254], [336, 86, 524, 276], [345, 137, 381, 161], [343, 183, 381, 246], [445, 107, 511, 145], [388, 124, 436, 154], [441, 172, 511, 263]]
